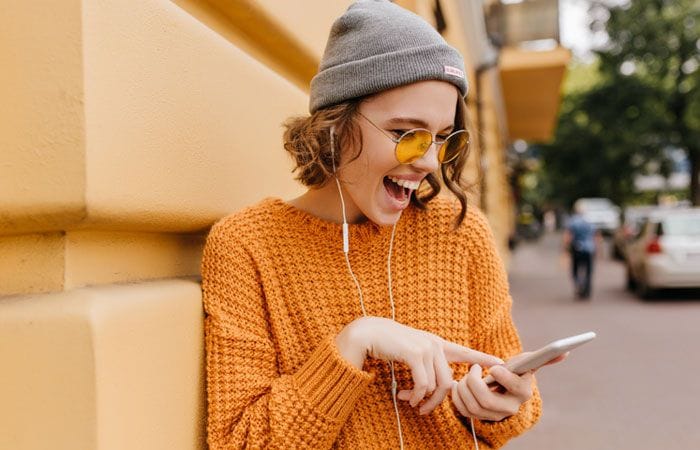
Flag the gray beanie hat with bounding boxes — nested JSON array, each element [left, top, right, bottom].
[[309, 0, 468, 113]]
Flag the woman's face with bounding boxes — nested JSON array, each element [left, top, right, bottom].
[[337, 80, 459, 226]]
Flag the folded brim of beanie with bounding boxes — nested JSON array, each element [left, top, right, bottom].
[[309, 44, 467, 113]]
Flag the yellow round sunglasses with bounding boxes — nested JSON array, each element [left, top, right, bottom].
[[358, 112, 470, 164]]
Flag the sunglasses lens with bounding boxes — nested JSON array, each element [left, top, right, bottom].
[[395, 130, 433, 164], [439, 130, 469, 163]]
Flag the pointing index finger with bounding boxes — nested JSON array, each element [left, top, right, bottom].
[[442, 341, 504, 366]]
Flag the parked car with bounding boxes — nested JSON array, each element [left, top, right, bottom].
[[612, 205, 657, 260], [625, 208, 700, 298], [572, 198, 621, 235]]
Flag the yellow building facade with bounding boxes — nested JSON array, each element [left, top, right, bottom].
[[1, 1, 567, 448]]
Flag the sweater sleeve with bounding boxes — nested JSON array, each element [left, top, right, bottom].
[[464, 208, 542, 449], [202, 221, 373, 449]]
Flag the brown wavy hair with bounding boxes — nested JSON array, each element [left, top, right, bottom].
[[282, 96, 472, 227]]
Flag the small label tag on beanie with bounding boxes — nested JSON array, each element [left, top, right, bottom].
[[444, 65, 465, 79]]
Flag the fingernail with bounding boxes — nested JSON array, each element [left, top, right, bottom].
[[473, 364, 481, 371]]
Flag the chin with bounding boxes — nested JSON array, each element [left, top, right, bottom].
[[366, 208, 403, 227], [364, 195, 410, 226], [351, 189, 408, 226]]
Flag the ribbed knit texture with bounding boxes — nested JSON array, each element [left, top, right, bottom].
[[309, 0, 467, 113], [202, 197, 542, 449]]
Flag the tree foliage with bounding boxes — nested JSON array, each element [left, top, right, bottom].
[[540, 0, 700, 208]]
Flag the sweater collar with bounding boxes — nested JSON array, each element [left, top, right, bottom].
[[267, 197, 404, 243]]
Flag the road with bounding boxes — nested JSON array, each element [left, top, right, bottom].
[[506, 232, 700, 450]]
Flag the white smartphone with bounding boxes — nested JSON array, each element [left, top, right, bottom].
[[482, 331, 596, 385]]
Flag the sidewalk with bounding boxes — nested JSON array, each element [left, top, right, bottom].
[[506, 232, 700, 450]]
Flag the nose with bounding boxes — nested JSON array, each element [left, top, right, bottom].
[[410, 141, 440, 173]]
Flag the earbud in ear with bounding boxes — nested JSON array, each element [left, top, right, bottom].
[[330, 126, 337, 174]]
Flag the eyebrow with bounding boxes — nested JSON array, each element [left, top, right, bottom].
[[385, 117, 454, 131]]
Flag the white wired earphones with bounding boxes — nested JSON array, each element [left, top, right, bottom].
[[330, 126, 404, 449], [329, 126, 480, 450]]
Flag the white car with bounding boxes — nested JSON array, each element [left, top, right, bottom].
[[612, 205, 657, 260], [625, 208, 700, 298], [573, 198, 621, 235]]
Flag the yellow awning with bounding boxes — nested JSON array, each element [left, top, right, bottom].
[[499, 46, 571, 142]]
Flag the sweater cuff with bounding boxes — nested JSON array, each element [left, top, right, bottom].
[[293, 336, 374, 421]]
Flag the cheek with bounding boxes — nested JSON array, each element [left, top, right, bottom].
[[360, 140, 397, 175], [340, 151, 370, 184], [340, 131, 397, 184], [340, 149, 374, 181]]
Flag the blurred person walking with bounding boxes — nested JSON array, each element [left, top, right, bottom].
[[563, 205, 599, 299]]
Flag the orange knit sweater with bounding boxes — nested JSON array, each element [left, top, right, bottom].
[[201, 197, 541, 449]]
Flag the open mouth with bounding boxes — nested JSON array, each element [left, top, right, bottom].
[[383, 176, 411, 204]]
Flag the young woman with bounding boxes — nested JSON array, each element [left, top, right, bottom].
[[202, 1, 550, 448]]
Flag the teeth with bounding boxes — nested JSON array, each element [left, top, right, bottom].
[[388, 176, 420, 190]]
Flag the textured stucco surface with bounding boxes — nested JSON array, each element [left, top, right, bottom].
[[0, 279, 206, 450], [0, 0, 86, 235]]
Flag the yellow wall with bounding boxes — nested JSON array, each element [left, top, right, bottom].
[[0, 0, 86, 235], [0, 280, 205, 449], [0, 1, 516, 448], [1, 0, 327, 447], [480, 68, 515, 258]]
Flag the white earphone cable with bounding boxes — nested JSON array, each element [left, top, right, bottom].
[[331, 128, 366, 316], [386, 220, 404, 450], [331, 126, 403, 449], [470, 416, 480, 450], [336, 176, 368, 317], [330, 126, 478, 449]]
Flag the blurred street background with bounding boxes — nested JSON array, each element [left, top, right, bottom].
[[506, 2, 700, 446], [503, 3, 699, 447], [506, 232, 700, 450]]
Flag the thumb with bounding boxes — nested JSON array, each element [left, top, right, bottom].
[[442, 341, 504, 366]]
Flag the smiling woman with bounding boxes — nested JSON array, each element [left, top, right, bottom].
[[201, 1, 544, 449]]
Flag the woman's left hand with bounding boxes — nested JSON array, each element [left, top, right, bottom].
[[450, 352, 567, 421], [450, 363, 533, 422]]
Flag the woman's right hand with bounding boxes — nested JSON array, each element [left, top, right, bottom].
[[335, 316, 503, 415]]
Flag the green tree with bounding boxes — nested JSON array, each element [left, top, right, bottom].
[[541, 74, 671, 207], [541, 0, 700, 207]]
